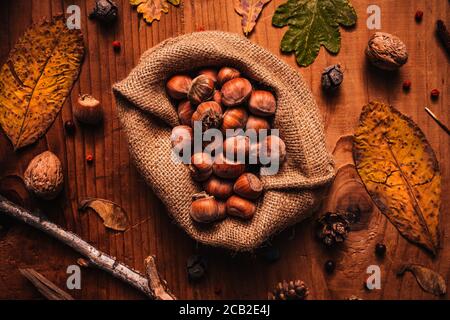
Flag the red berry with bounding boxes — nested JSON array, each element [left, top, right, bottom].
[[402, 80, 411, 90], [86, 154, 94, 163], [415, 10, 423, 22], [112, 40, 121, 50], [430, 89, 440, 99]]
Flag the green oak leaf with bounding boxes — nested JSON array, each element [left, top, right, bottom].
[[272, 0, 357, 67]]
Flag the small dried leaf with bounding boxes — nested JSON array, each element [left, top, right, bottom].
[[79, 198, 129, 231], [397, 264, 446, 296], [130, 0, 179, 24], [353, 101, 441, 254], [0, 15, 84, 150], [235, 0, 272, 36]]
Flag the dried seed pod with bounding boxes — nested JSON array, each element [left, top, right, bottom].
[[198, 68, 218, 84], [221, 107, 248, 132], [223, 135, 250, 161], [75, 94, 103, 125], [245, 115, 271, 134], [221, 78, 253, 107], [188, 75, 215, 105], [212, 154, 246, 179], [170, 125, 193, 155], [226, 195, 256, 220], [24, 151, 64, 200], [203, 177, 234, 199], [366, 32, 408, 70], [191, 101, 223, 131], [233, 173, 263, 200], [248, 90, 276, 117], [166, 75, 193, 100], [217, 67, 241, 86], [260, 135, 287, 165], [89, 0, 118, 24], [177, 100, 195, 126], [321, 64, 343, 91], [190, 192, 223, 223]]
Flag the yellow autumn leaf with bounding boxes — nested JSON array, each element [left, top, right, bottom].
[[130, 0, 180, 24], [235, 0, 272, 36], [0, 15, 84, 150], [353, 101, 441, 254]]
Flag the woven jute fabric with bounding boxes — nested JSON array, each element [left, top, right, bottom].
[[113, 31, 335, 251]]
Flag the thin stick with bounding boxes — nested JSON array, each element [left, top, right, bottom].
[[19, 268, 74, 300], [425, 107, 450, 136], [145, 256, 177, 300], [0, 195, 176, 300]]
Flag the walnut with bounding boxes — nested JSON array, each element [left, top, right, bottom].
[[366, 32, 408, 70], [24, 151, 64, 200]]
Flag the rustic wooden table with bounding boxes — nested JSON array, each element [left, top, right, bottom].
[[0, 0, 448, 300]]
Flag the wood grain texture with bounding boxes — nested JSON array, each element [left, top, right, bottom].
[[0, 0, 448, 300]]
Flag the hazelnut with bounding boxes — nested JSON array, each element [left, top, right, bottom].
[[245, 115, 271, 134], [217, 201, 227, 218], [366, 32, 408, 70], [189, 167, 213, 182], [198, 68, 218, 84], [170, 125, 193, 155], [221, 78, 253, 107], [190, 192, 224, 223], [24, 151, 64, 200], [213, 90, 222, 105], [223, 135, 250, 161], [233, 173, 263, 200], [191, 101, 223, 131], [221, 107, 248, 132], [166, 75, 193, 100], [226, 195, 256, 220], [177, 100, 195, 126], [75, 94, 103, 125], [217, 67, 241, 86], [212, 154, 246, 179], [260, 135, 287, 164], [248, 90, 276, 117], [191, 152, 213, 173], [203, 177, 234, 199], [188, 75, 215, 105]]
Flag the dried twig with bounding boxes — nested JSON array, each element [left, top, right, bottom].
[[425, 107, 450, 136], [145, 256, 176, 300], [0, 195, 176, 300], [19, 268, 74, 300]]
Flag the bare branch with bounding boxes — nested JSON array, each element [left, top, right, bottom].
[[19, 268, 74, 300]]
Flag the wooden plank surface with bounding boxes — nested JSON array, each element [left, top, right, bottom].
[[0, 0, 448, 300]]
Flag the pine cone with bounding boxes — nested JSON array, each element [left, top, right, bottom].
[[316, 211, 356, 246], [269, 280, 309, 300]]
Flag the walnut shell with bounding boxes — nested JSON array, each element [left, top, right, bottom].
[[366, 32, 408, 70], [24, 151, 64, 200]]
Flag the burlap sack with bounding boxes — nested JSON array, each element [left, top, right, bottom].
[[113, 31, 335, 251]]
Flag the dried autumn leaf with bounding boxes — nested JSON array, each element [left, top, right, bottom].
[[235, 0, 272, 36], [353, 101, 441, 254], [130, 0, 180, 24], [0, 15, 84, 150], [79, 198, 129, 231], [397, 264, 446, 296], [272, 0, 357, 67]]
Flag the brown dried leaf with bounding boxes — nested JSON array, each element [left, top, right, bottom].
[[397, 264, 446, 296], [79, 198, 129, 231], [130, 0, 180, 25], [353, 101, 441, 254], [0, 15, 84, 150], [235, 0, 272, 36]]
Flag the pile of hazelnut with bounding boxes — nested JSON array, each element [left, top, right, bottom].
[[166, 66, 286, 224]]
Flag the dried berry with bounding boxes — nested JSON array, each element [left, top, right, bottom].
[[112, 40, 121, 51], [321, 64, 343, 91], [375, 243, 386, 257], [430, 88, 440, 99], [415, 10, 423, 23], [89, 0, 118, 24], [86, 154, 94, 163], [64, 120, 76, 135], [269, 280, 309, 300], [402, 80, 412, 91], [324, 260, 335, 273], [187, 255, 207, 281]]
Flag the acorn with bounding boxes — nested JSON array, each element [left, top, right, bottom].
[[233, 173, 263, 200], [221, 78, 253, 107], [217, 67, 241, 86], [166, 75, 193, 100], [248, 90, 276, 117], [75, 94, 103, 125], [188, 75, 215, 105], [212, 154, 246, 179], [203, 177, 234, 199], [226, 195, 256, 220], [190, 192, 225, 223]]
